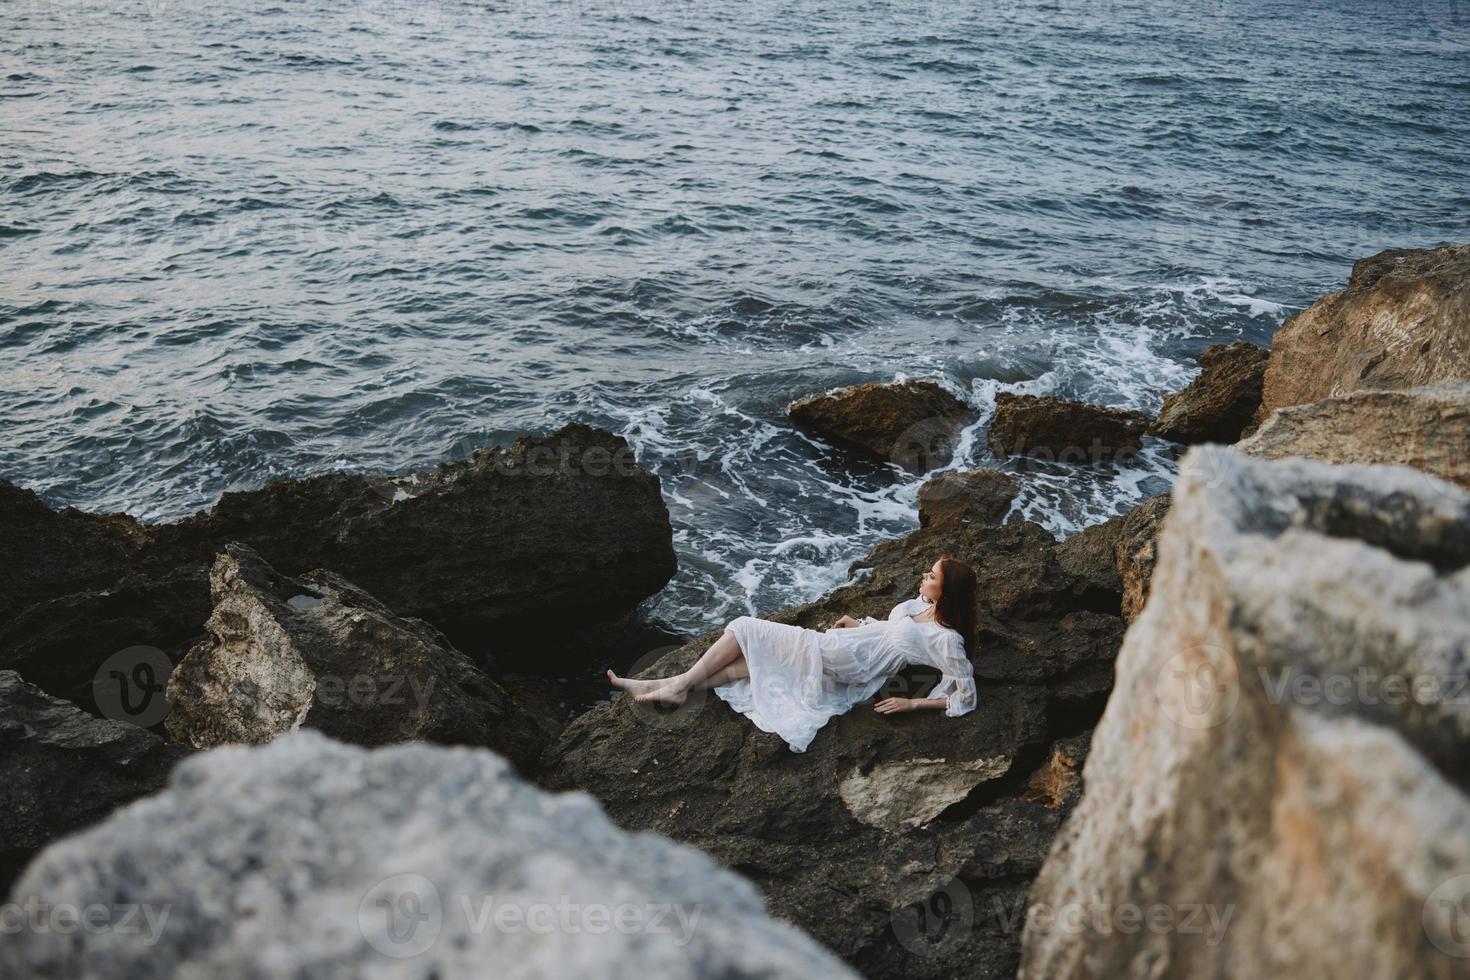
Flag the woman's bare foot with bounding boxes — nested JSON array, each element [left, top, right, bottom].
[[607, 669, 667, 697], [633, 679, 689, 706]]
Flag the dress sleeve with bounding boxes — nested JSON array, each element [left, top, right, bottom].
[[887, 597, 926, 622], [927, 632, 976, 718]]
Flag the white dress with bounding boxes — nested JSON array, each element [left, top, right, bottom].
[[712, 597, 977, 753]]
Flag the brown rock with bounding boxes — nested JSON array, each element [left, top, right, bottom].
[[987, 393, 1149, 462], [789, 379, 973, 471], [1149, 341, 1269, 443], [1239, 383, 1470, 492], [1055, 515, 1125, 613], [1020, 448, 1470, 980], [917, 469, 1019, 528], [155, 422, 677, 645], [1115, 494, 1171, 622], [1258, 243, 1470, 419], [1019, 734, 1090, 811]]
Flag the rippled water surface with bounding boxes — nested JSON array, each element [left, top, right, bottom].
[[4, 0, 1468, 630]]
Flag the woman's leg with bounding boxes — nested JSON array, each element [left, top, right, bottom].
[[671, 628, 745, 690], [637, 629, 747, 703], [608, 628, 746, 705], [607, 627, 747, 703], [692, 652, 748, 690]]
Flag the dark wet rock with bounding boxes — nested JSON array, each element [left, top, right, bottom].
[[0, 481, 148, 631], [0, 670, 188, 898], [542, 505, 1126, 979], [1149, 341, 1268, 444], [789, 379, 973, 471], [2, 732, 854, 979], [1115, 493, 1171, 622], [1055, 515, 1125, 614], [157, 422, 678, 646], [1239, 383, 1470, 492], [165, 545, 551, 774], [1021, 449, 1470, 980], [1258, 243, 1470, 420], [0, 423, 676, 707], [0, 565, 209, 720], [987, 393, 1150, 462], [918, 469, 1019, 528]]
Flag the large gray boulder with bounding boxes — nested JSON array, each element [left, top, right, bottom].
[[1, 732, 855, 980], [0, 670, 188, 898], [1020, 448, 1470, 979], [164, 545, 553, 773], [1257, 243, 1470, 419]]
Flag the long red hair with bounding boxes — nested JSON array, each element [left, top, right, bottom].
[[933, 556, 978, 659]]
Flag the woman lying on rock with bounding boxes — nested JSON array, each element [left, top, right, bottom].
[[608, 556, 978, 752]]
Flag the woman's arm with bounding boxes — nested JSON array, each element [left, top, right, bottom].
[[874, 696, 947, 714], [879, 636, 977, 717]]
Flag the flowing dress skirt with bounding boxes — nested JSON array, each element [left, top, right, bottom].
[[712, 616, 893, 752]]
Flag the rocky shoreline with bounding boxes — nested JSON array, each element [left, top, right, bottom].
[[3, 243, 1468, 977]]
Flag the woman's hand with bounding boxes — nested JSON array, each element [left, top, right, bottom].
[[832, 614, 862, 629], [875, 696, 947, 715]]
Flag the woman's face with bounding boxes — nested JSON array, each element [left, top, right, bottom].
[[920, 560, 944, 603]]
